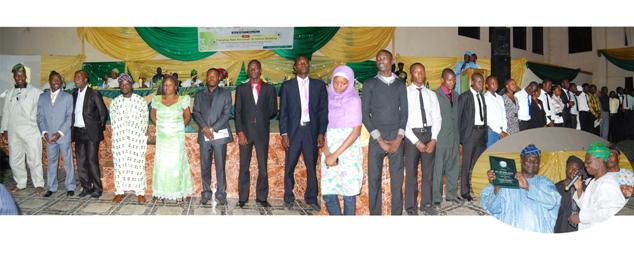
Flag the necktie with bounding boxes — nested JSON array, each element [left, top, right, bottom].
[[51, 92, 57, 105], [627, 95, 629, 108], [546, 94, 551, 111], [528, 94, 532, 115], [446, 91, 453, 107], [476, 92, 484, 122], [301, 79, 309, 120], [417, 88, 427, 126], [575, 94, 579, 112]]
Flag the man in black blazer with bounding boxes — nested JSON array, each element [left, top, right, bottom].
[[279, 55, 328, 211], [457, 72, 487, 202], [193, 68, 233, 205], [72, 70, 108, 198], [234, 60, 278, 208]]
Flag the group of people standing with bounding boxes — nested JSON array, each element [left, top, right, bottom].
[[1, 48, 632, 216]]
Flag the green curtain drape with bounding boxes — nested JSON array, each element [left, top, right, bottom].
[[135, 27, 216, 61], [347, 60, 377, 83], [526, 62, 580, 84], [272, 27, 339, 60], [82, 62, 126, 86], [235, 62, 248, 85], [598, 50, 634, 71]]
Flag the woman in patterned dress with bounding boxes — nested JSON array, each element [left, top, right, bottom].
[[150, 75, 193, 204], [320, 65, 363, 215], [503, 79, 520, 135]]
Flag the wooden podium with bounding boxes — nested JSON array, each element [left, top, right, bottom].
[[460, 69, 488, 93]]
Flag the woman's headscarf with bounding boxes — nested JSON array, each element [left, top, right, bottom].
[[327, 65, 361, 128]]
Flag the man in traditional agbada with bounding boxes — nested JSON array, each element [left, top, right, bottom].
[[110, 73, 149, 203], [480, 144, 561, 233]]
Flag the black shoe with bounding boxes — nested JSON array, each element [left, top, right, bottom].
[[43, 191, 55, 197], [459, 194, 473, 202], [284, 202, 294, 210], [256, 200, 271, 208], [78, 190, 91, 197], [434, 202, 441, 207], [216, 198, 228, 206], [90, 192, 102, 198], [238, 201, 246, 208], [200, 196, 211, 205], [406, 209, 418, 215], [308, 202, 321, 211], [422, 205, 439, 216], [66, 191, 75, 197]]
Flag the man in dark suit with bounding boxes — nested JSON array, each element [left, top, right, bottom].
[[72, 70, 108, 198], [279, 55, 328, 211], [234, 60, 278, 208], [457, 72, 487, 202], [193, 68, 233, 205]]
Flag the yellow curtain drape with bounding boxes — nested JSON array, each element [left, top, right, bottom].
[[77, 27, 158, 61], [472, 151, 633, 198], [126, 55, 239, 85], [475, 57, 527, 87], [40, 55, 86, 85], [598, 46, 634, 60], [319, 27, 395, 62]]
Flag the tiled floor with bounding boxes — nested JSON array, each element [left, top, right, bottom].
[[2, 166, 632, 216]]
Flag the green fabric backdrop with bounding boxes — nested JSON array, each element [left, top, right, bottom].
[[135, 27, 216, 61], [82, 62, 126, 86], [272, 27, 339, 60], [347, 60, 378, 83], [526, 62, 580, 84], [598, 50, 634, 71]]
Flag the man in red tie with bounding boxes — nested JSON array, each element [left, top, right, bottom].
[[234, 60, 278, 208]]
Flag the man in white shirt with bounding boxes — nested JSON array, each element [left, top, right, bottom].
[[404, 63, 442, 215], [568, 83, 580, 130], [539, 80, 555, 127], [0, 63, 45, 195], [623, 89, 634, 140], [569, 142, 627, 230], [515, 82, 539, 131], [483, 76, 508, 148], [576, 83, 593, 133], [181, 69, 202, 88]]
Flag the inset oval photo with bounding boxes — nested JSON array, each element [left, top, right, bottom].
[[471, 128, 633, 233]]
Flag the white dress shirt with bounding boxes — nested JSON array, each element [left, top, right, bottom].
[[405, 84, 442, 144], [573, 172, 627, 230], [568, 90, 579, 115], [74, 87, 87, 128], [515, 89, 531, 121], [181, 78, 202, 88], [539, 89, 553, 121], [549, 95, 565, 124], [576, 91, 590, 112], [484, 91, 507, 134], [624, 94, 634, 110], [609, 98, 620, 114], [107, 78, 118, 89], [297, 76, 310, 123], [251, 82, 259, 104], [470, 87, 485, 126]]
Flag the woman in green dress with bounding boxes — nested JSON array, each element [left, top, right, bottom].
[[150, 75, 193, 204]]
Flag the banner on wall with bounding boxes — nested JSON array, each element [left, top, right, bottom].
[[198, 27, 294, 52]]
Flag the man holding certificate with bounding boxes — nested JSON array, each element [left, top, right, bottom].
[[193, 68, 234, 205], [479, 144, 561, 233]]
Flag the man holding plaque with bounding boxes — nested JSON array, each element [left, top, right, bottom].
[[480, 144, 561, 233]]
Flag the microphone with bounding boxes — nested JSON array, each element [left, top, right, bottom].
[[565, 171, 582, 191]]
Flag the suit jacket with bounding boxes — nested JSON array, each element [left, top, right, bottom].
[[234, 81, 278, 143], [36, 90, 74, 144], [458, 90, 488, 144], [192, 87, 233, 145], [434, 88, 460, 146], [72, 87, 108, 142], [279, 77, 328, 142]]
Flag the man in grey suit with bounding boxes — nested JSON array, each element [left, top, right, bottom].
[[36, 71, 75, 197], [192, 68, 233, 205], [432, 69, 462, 207]]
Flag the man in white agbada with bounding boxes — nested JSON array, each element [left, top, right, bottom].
[[181, 69, 202, 88], [1, 63, 45, 195], [106, 68, 120, 89], [569, 142, 627, 230], [110, 73, 149, 203]]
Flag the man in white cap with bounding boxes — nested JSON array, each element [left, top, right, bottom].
[[1, 63, 46, 195], [106, 68, 120, 89]]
